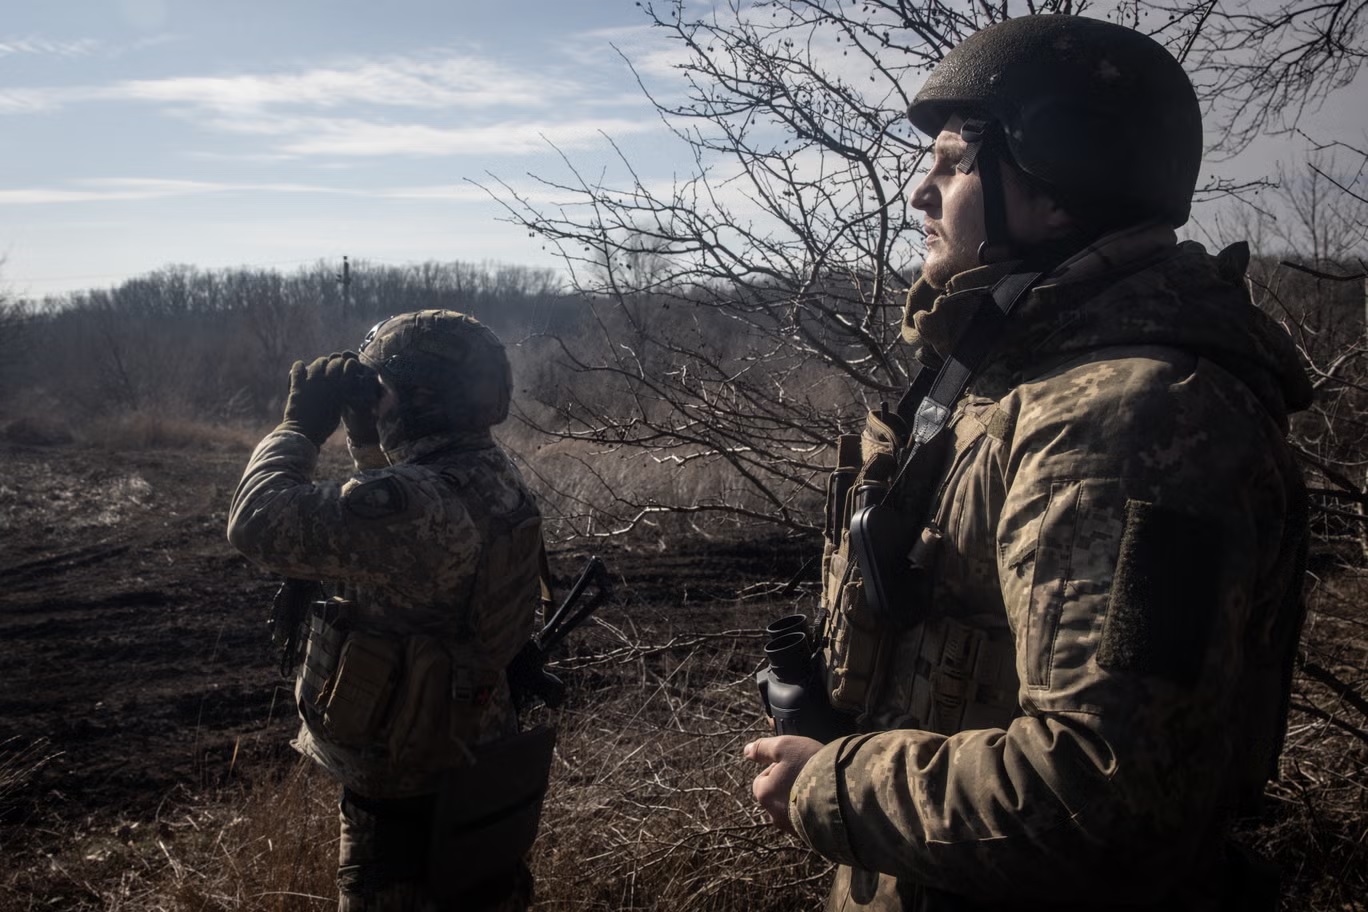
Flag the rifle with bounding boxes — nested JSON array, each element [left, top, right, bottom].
[[268, 577, 323, 678], [507, 556, 613, 709]]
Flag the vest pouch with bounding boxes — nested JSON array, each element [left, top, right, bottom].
[[321, 630, 401, 746], [850, 502, 924, 629], [385, 635, 470, 772], [822, 545, 889, 715], [299, 603, 348, 728]]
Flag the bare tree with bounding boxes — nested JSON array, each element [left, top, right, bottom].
[[1175, 0, 1367, 155], [0, 262, 30, 406], [483, 0, 1323, 534], [1233, 150, 1368, 557]]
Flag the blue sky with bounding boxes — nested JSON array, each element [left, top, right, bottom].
[[2, 0, 689, 296], [3, 1, 1364, 299]]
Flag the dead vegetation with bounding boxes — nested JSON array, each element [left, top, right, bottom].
[[0, 510, 835, 911], [1, 471, 1362, 910], [0, 4, 1363, 900]]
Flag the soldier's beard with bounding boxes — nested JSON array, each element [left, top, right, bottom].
[[922, 230, 983, 290]]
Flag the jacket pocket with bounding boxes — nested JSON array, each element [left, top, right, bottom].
[[1016, 478, 1126, 690], [823, 543, 888, 714], [1022, 480, 1081, 688]]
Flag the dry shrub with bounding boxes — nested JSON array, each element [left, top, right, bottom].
[[1246, 567, 1368, 910], [0, 414, 75, 446], [32, 760, 339, 912], [79, 412, 265, 452], [0, 736, 60, 813], [529, 617, 828, 911], [506, 425, 791, 545], [148, 760, 337, 911]]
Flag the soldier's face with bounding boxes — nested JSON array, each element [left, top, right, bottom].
[[910, 114, 1077, 289], [909, 115, 986, 289]]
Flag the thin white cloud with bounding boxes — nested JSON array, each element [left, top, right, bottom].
[[0, 176, 589, 206], [0, 178, 345, 205], [1, 53, 568, 117], [276, 116, 658, 157], [0, 50, 648, 158], [562, 24, 682, 79], [0, 36, 101, 58], [0, 88, 59, 114], [117, 57, 555, 111]]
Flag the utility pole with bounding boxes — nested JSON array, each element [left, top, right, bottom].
[[337, 255, 351, 317]]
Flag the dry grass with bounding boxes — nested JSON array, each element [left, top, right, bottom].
[[7, 570, 1365, 911], [0, 737, 60, 814], [504, 424, 793, 545], [3, 419, 1363, 910], [1245, 566, 1368, 911], [526, 616, 828, 911], [0, 410, 268, 453], [7, 760, 338, 912], [79, 412, 267, 453], [3, 565, 825, 912]]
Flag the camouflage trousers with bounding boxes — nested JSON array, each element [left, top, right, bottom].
[[336, 789, 533, 912]]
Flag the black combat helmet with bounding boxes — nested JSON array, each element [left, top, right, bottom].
[[359, 309, 511, 436], [908, 14, 1203, 228]]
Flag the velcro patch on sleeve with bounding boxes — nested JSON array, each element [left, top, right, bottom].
[[1097, 500, 1221, 686], [341, 476, 409, 520]]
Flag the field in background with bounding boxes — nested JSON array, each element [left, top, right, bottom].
[[0, 427, 832, 911], [0, 423, 1364, 910]]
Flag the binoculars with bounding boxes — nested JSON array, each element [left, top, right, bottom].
[[755, 614, 855, 743]]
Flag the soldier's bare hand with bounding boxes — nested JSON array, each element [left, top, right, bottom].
[[744, 735, 824, 837]]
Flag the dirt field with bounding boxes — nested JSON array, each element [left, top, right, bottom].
[[1, 440, 1363, 910], [0, 440, 822, 909]]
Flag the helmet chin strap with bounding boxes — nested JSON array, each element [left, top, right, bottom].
[[956, 118, 1015, 265]]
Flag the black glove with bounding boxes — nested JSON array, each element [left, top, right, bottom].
[[279, 354, 347, 446], [339, 351, 383, 446]]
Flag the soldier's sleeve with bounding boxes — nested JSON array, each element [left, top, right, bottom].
[[226, 428, 475, 584], [789, 352, 1299, 903]]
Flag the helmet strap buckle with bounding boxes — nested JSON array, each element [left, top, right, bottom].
[[958, 119, 1013, 265], [956, 118, 989, 174]]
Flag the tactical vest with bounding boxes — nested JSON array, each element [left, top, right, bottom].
[[297, 464, 544, 772], [819, 397, 1020, 735]]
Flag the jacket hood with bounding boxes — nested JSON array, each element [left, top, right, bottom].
[[380, 427, 496, 465], [903, 233, 1313, 424]]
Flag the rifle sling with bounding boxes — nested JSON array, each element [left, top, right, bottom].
[[892, 268, 1042, 488]]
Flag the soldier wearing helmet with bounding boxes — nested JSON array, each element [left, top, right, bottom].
[[228, 310, 549, 911], [745, 15, 1311, 911]]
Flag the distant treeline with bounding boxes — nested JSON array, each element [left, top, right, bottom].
[[0, 251, 1363, 547], [1, 259, 582, 423]]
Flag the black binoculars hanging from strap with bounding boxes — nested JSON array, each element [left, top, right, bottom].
[[755, 613, 855, 743]]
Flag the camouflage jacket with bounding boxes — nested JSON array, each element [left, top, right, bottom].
[[793, 229, 1313, 910], [227, 428, 542, 798]]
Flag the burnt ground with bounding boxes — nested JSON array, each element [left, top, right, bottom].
[[2, 441, 1363, 911], [0, 441, 820, 906]]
